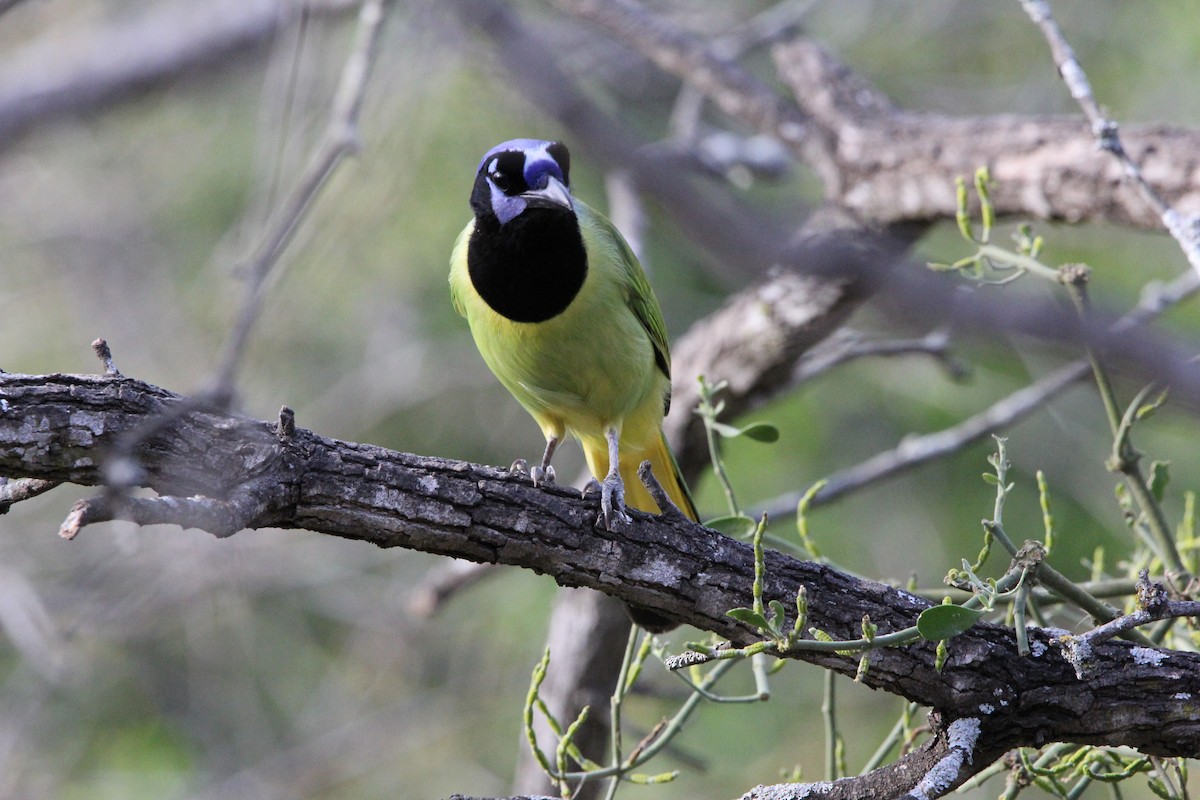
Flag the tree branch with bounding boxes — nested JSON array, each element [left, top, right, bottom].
[[3, 371, 1200, 773], [0, 477, 61, 513], [1017, 0, 1200, 274], [551, 0, 1200, 231], [0, 0, 356, 150]]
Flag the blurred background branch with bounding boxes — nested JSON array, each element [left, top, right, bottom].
[[0, 0, 360, 150]]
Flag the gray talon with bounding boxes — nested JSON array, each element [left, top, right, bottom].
[[509, 458, 529, 476], [582, 477, 601, 499], [599, 472, 631, 531], [531, 464, 556, 487]]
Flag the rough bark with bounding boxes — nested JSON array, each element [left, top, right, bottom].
[[3, 371, 1199, 785]]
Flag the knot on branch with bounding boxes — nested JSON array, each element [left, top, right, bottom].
[[277, 405, 296, 440], [1011, 539, 1046, 575], [90, 338, 122, 377], [1057, 262, 1091, 287], [1136, 568, 1169, 615]]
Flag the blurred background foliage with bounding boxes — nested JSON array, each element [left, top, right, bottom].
[[2, 1, 1200, 798]]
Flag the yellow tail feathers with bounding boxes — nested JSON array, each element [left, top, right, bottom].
[[583, 429, 698, 522]]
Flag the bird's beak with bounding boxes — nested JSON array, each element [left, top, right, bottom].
[[522, 175, 573, 211]]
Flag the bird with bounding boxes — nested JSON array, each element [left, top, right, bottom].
[[449, 139, 698, 631]]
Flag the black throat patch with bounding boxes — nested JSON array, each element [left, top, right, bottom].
[[467, 208, 588, 323]]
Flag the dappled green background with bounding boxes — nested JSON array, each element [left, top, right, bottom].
[[3, 1, 1200, 798]]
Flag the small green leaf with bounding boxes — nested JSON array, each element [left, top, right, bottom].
[[727, 607, 771, 630], [1135, 388, 1169, 420], [982, 472, 1001, 486], [793, 586, 809, 638], [855, 653, 871, 683], [955, 176, 973, 242], [740, 422, 780, 443], [627, 770, 680, 785], [975, 166, 994, 242], [861, 615, 877, 642], [710, 421, 780, 443], [705, 514, 759, 538], [916, 604, 984, 641], [768, 599, 787, 627], [1150, 460, 1171, 503]]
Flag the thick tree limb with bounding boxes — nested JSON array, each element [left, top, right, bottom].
[[554, 0, 1200, 231], [665, 232, 884, 482], [6, 0, 1199, 237], [770, 38, 1200, 229], [3, 371, 1200, 780]]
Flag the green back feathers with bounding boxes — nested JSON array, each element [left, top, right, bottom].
[[575, 202, 674, 413]]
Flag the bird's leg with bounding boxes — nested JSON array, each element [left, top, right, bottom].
[[530, 436, 559, 487], [598, 426, 630, 530]]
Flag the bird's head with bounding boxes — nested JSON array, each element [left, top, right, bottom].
[[470, 139, 573, 226]]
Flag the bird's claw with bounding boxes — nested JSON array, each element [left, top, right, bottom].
[[530, 464, 556, 487], [597, 473, 631, 531], [509, 458, 530, 476]]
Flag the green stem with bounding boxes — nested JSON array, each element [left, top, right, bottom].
[[910, 577, 1139, 604], [823, 669, 840, 781], [1065, 775, 1093, 800], [697, 377, 741, 516], [1123, 465, 1188, 581], [750, 652, 771, 701], [1013, 579, 1031, 657], [602, 628, 641, 800], [977, 243, 1060, 281], [860, 702, 919, 774], [561, 658, 742, 784], [669, 665, 770, 704], [987, 521, 1154, 646], [1064, 273, 1189, 582]]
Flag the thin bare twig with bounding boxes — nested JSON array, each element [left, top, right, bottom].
[[1018, 0, 1200, 277], [1061, 571, 1200, 678], [90, 338, 121, 377], [667, 0, 817, 142], [0, 0, 337, 149], [405, 560, 496, 618], [0, 478, 61, 514], [759, 268, 1200, 516], [548, 0, 834, 186], [791, 328, 967, 386], [209, 0, 389, 399]]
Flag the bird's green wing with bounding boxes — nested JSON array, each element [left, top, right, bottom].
[[578, 203, 672, 384], [448, 220, 473, 319]]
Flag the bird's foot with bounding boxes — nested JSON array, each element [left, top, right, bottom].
[[530, 463, 556, 487], [509, 458, 529, 477], [587, 472, 630, 531]]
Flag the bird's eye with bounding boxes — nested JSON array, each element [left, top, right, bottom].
[[490, 170, 512, 193]]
